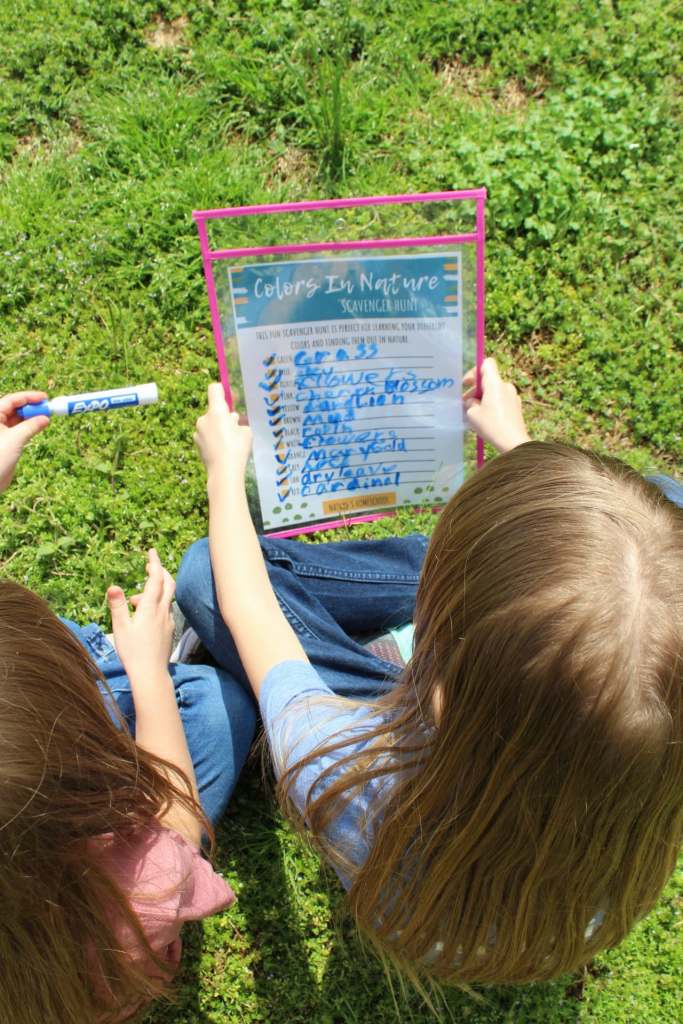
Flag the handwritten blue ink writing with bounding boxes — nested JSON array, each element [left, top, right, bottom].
[[301, 426, 402, 448], [302, 438, 407, 472], [295, 368, 380, 390], [303, 411, 356, 427], [301, 466, 401, 497], [299, 390, 406, 413], [294, 367, 454, 396], [263, 333, 451, 511], [293, 342, 379, 367]]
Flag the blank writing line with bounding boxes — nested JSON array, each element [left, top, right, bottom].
[[348, 415, 436, 422]]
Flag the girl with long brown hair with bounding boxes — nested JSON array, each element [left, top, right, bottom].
[[0, 391, 235, 1022], [181, 358, 683, 986]]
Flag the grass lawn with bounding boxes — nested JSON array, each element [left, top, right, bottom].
[[1, 2, 681, 1021]]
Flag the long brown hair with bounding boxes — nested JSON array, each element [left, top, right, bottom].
[[279, 443, 683, 984], [0, 581, 208, 1022]]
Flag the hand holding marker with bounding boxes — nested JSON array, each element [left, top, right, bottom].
[[17, 383, 158, 419]]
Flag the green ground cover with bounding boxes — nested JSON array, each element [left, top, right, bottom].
[[1, 2, 681, 1021]]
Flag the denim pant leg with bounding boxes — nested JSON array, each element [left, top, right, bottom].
[[61, 620, 256, 825], [647, 474, 683, 508], [176, 534, 428, 700]]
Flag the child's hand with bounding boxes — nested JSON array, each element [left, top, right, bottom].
[[0, 391, 50, 492], [463, 358, 531, 453], [107, 549, 175, 681], [194, 382, 253, 480]]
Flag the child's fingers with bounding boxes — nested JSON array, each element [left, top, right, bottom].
[[11, 416, 50, 441], [462, 366, 477, 388], [464, 401, 482, 426], [147, 546, 161, 567], [107, 586, 130, 632], [142, 548, 164, 601], [144, 549, 174, 609], [207, 381, 229, 411], [0, 391, 48, 424], [130, 577, 171, 611], [480, 357, 502, 388], [161, 566, 175, 608], [464, 397, 485, 425]]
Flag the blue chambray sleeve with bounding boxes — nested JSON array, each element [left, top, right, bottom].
[[259, 660, 360, 799], [259, 660, 381, 885]]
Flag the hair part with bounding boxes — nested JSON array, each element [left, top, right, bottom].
[[0, 581, 209, 1022], [279, 443, 683, 984]]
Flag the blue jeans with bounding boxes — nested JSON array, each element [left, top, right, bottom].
[[62, 620, 256, 826], [64, 534, 427, 825], [175, 534, 428, 698]]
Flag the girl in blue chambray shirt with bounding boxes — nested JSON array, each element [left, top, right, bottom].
[[179, 359, 683, 986]]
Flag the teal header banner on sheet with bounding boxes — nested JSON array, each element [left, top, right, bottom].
[[230, 254, 460, 327]]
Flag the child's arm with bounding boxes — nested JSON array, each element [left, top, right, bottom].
[[462, 357, 531, 453], [107, 550, 203, 847], [194, 384, 308, 698], [0, 391, 50, 492]]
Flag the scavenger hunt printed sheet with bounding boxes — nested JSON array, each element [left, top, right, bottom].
[[229, 252, 465, 532]]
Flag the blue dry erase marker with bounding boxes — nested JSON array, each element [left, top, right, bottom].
[[17, 383, 159, 419]]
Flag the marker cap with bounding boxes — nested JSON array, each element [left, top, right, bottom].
[[18, 400, 50, 419], [137, 383, 159, 406]]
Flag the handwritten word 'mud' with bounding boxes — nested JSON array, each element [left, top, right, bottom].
[[302, 410, 356, 426]]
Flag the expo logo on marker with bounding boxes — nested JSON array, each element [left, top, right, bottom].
[[68, 394, 137, 415]]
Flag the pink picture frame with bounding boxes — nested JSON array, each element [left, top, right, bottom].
[[193, 189, 486, 537]]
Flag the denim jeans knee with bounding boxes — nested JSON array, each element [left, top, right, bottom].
[[176, 537, 213, 617]]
